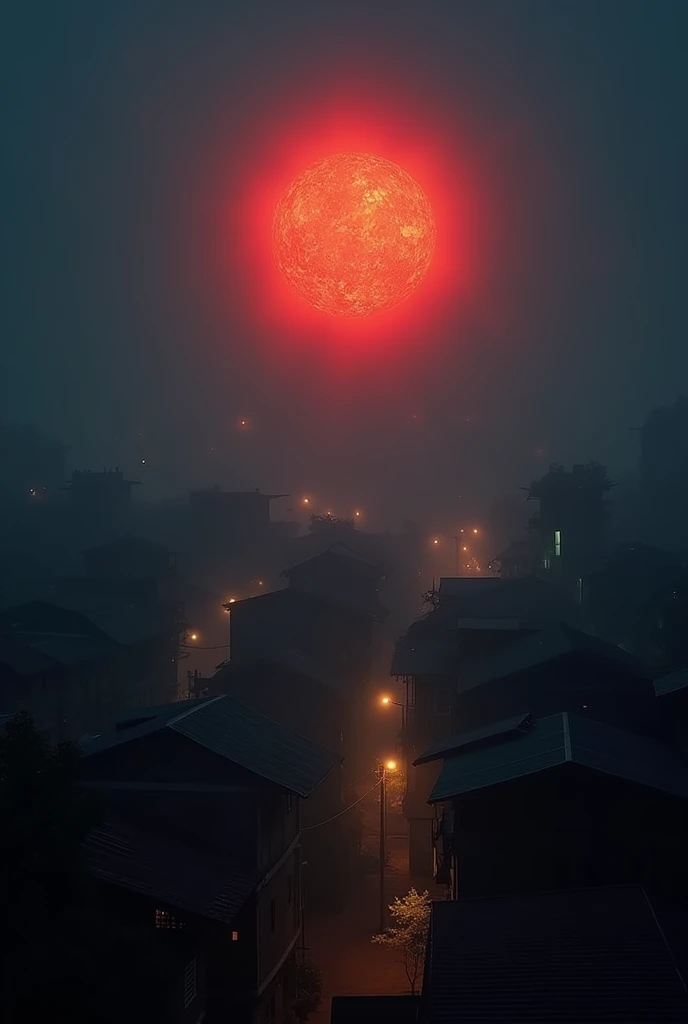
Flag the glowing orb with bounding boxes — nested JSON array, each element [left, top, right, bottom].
[[272, 152, 436, 317]]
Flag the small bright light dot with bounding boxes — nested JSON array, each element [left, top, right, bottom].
[[257, 580, 264, 587], [354, 510, 361, 517], [189, 633, 198, 641], [385, 760, 398, 772], [433, 537, 439, 545], [141, 459, 146, 465], [473, 528, 479, 534], [381, 696, 391, 705], [302, 497, 310, 505], [462, 546, 468, 552]]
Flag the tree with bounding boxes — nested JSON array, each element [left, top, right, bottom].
[[372, 887, 432, 995], [293, 959, 323, 1020], [0, 714, 169, 1023]]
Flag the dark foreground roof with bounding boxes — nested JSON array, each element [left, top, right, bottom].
[[422, 886, 688, 1022], [84, 812, 255, 922], [428, 711, 688, 803], [456, 623, 648, 693], [655, 667, 688, 697], [414, 713, 532, 766], [84, 695, 342, 797], [331, 995, 419, 1024]]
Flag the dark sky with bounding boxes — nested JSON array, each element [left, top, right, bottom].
[[3, 0, 686, 528]]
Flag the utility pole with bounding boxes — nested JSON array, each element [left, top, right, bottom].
[[379, 763, 387, 934]]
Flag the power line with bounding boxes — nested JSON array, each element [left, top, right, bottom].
[[302, 779, 380, 831], [180, 643, 230, 651]]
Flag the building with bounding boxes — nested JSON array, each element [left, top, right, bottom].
[[527, 462, 613, 584], [655, 667, 688, 759], [418, 711, 688, 901], [640, 397, 688, 550], [0, 598, 180, 740], [419, 887, 688, 1022], [64, 468, 141, 517], [390, 576, 581, 874], [211, 649, 354, 911], [80, 694, 341, 1024]]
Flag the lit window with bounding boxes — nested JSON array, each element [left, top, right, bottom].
[[156, 908, 185, 930], [183, 958, 197, 1008], [542, 556, 551, 570], [232, 930, 239, 942], [554, 530, 561, 557]]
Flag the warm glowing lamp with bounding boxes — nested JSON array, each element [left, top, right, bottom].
[[385, 760, 398, 772]]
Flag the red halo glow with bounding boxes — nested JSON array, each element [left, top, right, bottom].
[[272, 152, 436, 318]]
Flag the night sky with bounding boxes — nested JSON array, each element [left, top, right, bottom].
[[3, 1, 686, 528]]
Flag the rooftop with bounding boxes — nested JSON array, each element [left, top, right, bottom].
[[655, 667, 688, 698], [422, 886, 688, 1022], [84, 694, 342, 798], [414, 713, 533, 766], [84, 811, 256, 923], [282, 543, 386, 580], [456, 623, 649, 694], [428, 711, 688, 803]]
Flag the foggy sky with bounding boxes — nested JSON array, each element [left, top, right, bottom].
[[3, 0, 687, 529]]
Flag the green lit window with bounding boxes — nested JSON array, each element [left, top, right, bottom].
[[554, 530, 561, 557]]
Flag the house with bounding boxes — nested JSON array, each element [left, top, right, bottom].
[[655, 667, 688, 758], [416, 711, 688, 900], [420, 887, 688, 1022], [390, 577, 585, 875], [210, 649, 354, 911], [0, 598, 181, 740], [80, 694, 342, 1024]]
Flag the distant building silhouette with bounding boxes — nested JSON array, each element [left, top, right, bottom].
[[527, 462, 612, 585], [64, 468, 140, 519], [640, 397, 688, 550]]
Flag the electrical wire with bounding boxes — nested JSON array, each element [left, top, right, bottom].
[[343, 767, 377, 790], [180, 643, 231, 651], [301, 779, 381, 831]]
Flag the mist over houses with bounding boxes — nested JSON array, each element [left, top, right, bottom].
[[2, 399, 688, 1022]]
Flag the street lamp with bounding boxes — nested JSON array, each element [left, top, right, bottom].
[[378, 758, 398, 933]]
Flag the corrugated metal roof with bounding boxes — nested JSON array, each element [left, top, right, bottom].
[[414, 713, 532, 766], [84, 695, 342, 797], [457, 623, 649, 694], [422, 886, 688, 1022], [655, 668, 688, 697], [83, 812, 256, 922], [428, 712, 688, 803]]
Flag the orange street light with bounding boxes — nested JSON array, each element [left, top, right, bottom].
[[189, 632, 198, 641], [385, 759, 398, 772]]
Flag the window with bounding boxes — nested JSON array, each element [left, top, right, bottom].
[[287, 873, 293, 907], [286, 794, 293, 813], [155, 908, 185, 930], [541, 556, 551, 570], [554, 530, 561, 557], [434, 687, 451, 714], [270, 897, 276, 932], [232, 930, 239, 942], [183, 958, 197, 1008]]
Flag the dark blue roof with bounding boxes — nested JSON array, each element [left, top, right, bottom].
[[429, 712, 688, 803], [422, 886, 688, 1022], [84, 694, 342, 797]]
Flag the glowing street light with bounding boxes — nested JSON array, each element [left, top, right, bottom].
[[354, 510, 362, 519], [378, 756, 399, 931], [473, 528, 479, 535], [302, 496, 311, 506], [189, 632, 198, 641]]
